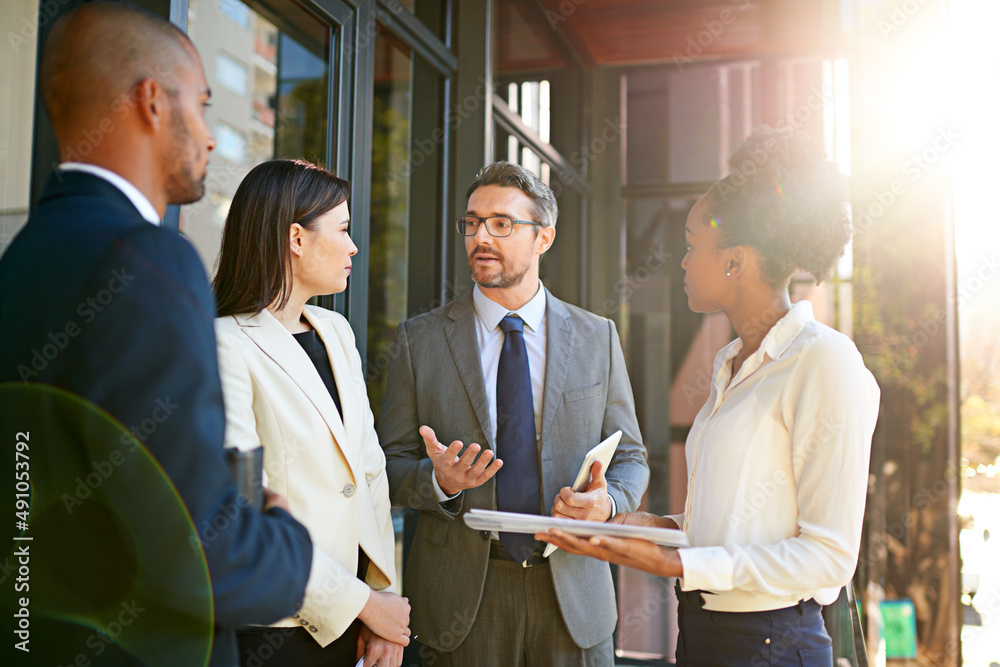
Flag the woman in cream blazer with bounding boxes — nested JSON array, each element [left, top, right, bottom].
[[212, 159, 410, 667]]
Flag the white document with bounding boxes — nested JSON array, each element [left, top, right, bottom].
[[543, 430, 623, 557], [464, 508, 690, 549], [354, 657, 364, 667]]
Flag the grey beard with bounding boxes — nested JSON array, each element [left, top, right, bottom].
[[469, 261, 528, 289]]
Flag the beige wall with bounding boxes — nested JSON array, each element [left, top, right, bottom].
[[0, 0, 40, 254]]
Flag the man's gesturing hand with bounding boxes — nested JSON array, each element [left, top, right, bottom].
[[551, 460, 613, 522], [420, 425, 503, 496]]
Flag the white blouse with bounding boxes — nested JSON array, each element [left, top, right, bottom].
[[672, 300, 880, 613]]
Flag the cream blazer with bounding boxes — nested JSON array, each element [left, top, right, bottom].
[[215, 305, 396, 647]]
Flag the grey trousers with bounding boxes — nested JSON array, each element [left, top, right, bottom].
[[420, 555, 614, 667]]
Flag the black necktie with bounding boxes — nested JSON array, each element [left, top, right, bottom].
[[496, 314, 541, 563]]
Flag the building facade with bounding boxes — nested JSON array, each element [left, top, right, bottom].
[[0, 0, 961, 664]]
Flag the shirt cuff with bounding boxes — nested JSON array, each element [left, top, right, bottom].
[[608, 493, 617, 519], [431, 470, 461, 504], [677, 546, 734, 592], [295, 548, 370, 646]]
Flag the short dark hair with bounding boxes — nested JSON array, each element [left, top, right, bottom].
[[704, 126, 851, 286], [40, 2, 194, 131], [213, 160, 350, 317], [465, 161, 558, 228]]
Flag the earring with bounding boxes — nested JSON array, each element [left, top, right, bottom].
[[726, 272, 731, 277]]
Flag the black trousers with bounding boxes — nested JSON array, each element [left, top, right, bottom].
[[237, 550, 370, 666], [237, 623, 359, 667]]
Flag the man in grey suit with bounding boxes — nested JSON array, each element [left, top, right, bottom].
[[378, 161, 649, 665]]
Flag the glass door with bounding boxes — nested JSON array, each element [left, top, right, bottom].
[[182, 0, 341, 273]]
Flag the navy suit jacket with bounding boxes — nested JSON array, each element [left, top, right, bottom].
[[0, 171, 312, 665]]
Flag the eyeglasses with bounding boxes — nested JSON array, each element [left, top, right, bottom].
[[455, 216, 543, 237]]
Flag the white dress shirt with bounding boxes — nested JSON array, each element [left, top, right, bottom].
[[672, 300, 880, 612], [432, 283, 618, 519], [472, 282, 548, 443], [431, 283, 546, 503], [59, 162, 161, 225]]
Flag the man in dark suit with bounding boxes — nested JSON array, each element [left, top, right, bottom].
[[378, 161, 650, 665], [0, 4, 311, 665]]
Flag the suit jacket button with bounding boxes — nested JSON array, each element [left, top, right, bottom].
[[309, 626, 318, 633], [299, 619, 308, 626], [292, 613, 299, 619], [481, 531, 489, 540], [343, 484, 356, 497]]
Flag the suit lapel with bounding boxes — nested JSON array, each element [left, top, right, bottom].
[[444, 292, 495, 450], [301, 308, 356, 463], [541, 291, 574, 445], [237, 309, 355, 480]]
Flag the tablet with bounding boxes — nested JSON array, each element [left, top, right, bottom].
[[542, 430, 622, 556], [464, 509, 690, 548], [569, 430, 622, 492]]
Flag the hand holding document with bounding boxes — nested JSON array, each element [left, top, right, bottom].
[[463, 509, 690, 548], [531, 510, 688, 578]]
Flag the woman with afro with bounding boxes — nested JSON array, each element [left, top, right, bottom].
[[539, 126, 880, 666]]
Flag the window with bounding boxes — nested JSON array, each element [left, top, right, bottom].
[[506, 80, 551, 184], [216, 53, 248, 96], [214, 123, 247, 164], [183, 0, 330, 271], [218, 0, 250, 28], [365, 23, 448, 420]]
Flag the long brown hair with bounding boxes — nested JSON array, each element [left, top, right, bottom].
[[213, 159, 350, 317]]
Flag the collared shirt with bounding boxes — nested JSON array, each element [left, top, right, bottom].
[[672, 300, 880, 613], [432, 283, 618, 519], [430, 283, 546, 503], [59, 162, 161, 225], [472, 282, 548, 443]]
